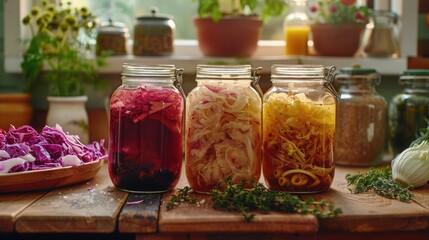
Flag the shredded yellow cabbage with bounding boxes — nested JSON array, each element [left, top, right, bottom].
[[263, 92, 335, 192]]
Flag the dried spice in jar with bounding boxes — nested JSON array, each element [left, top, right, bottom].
[[185, 65, 262, 193], [96, 20, 128, 55], [262, 65, 338, 193], [389, 70, 429, 156], [109, 64, 185, 193], [133, 8, 175, 56], [334, 68, 387, 166]]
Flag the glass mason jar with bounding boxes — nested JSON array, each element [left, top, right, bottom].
[[109, 64, 185, 193], [262, 65, 338, 193], [185, 65, 262, 193], [334, 68, 387, 166], [389, 70, 429, 156], [284, 0, 310, 56]]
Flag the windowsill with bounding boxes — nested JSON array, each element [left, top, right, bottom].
[[5, 40, 407, 75]]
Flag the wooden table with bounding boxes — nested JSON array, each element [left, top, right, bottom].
[[1, 163, 429, 240]]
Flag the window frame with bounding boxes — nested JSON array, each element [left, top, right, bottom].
[[3, 0, 418, 75]]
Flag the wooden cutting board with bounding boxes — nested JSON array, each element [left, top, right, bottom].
[[14, 164, 129, 233], [158, 170, 318, 234]]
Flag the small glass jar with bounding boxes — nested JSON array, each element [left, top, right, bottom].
[[389, 70, 429, 156], [334, 68, 387, 166], [96, 19, 129, 56], [284, 0, 310, 56], [185, 65, 262, 193], [363, 10, 398, 57], [133, 8, 175, 56], [262, 65, 338, 193], [109, 64, 185, 193]]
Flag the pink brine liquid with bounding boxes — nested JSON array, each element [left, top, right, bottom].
[[108, 87, 183, 192]]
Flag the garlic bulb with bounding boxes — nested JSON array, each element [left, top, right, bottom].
[[391, 140, 429, 188]]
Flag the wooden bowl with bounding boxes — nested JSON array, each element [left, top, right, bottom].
[[0, 160, 104, 193]]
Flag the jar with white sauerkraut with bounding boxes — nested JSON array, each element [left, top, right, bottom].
[[262, 65, 339, 193], [186, 65, 262, 193]]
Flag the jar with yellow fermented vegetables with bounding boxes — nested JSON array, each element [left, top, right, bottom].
[[262, 65, 338, 193]]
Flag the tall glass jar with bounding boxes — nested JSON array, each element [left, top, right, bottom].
[[389, 70, 429, 156], [262, 65, 338, 193], [186, 65, 262, 193], [334, 68, 387, 166], [109, 64, 184, 193], [284, 0, 310, 56]]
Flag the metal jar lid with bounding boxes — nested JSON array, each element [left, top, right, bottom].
[[98, 19, 129, 36], [136, 7, 174, 22]]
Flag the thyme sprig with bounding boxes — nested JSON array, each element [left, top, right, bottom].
[[165, 186, 196, 210], [346, 167, 412, 202], [166, 180, 342, 222]]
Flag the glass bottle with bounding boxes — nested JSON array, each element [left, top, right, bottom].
[[363, 10, 398, 57], [389, 70, 429, 156], [185, 65, 262, 193], [262, 65, 338, 193], [109, 64, 185, 193], [334, 68, 387, 166], [284, 0, 310, 56]]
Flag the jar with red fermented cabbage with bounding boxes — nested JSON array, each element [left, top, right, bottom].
[[109, 64, 184, 193]]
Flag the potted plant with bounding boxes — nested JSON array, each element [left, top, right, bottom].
[[21, 0, 107, 143], [193, 0, 286, 57], [309, 0, 370, 56]]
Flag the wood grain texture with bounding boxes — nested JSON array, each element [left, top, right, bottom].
[[158, 171, 318, 234], [15, 164, 129, 233], [0, 192, 46, 232], [311, 167, 429, 232], [0, 159, 104, 193], [118, 193, 162, 233]]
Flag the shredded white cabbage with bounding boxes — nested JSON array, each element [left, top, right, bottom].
[[186, 83, 261, 192]]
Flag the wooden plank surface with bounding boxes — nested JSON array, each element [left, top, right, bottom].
[[0, 192, 46, 232], [119, 193, 162, 233], [15, 164, 129, 233], [158, 170, 318, 234], [312, 167, 429, 232]]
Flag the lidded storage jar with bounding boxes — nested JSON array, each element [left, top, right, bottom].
[[262, 65, 338, 193], [389, 70, 429, 156], [109, 64, 184, 193], [334, 68, 387, 166], [133, 8, 175, 56], [96, 19, 128, 55], [185, 65, 262, 193]]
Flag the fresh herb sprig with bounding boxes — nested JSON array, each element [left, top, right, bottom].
[[346, 167, 412, 202], [166, 180, 342, 222], [166, 186, 197, 210]]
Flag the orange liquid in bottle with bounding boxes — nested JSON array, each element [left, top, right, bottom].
[[285, 26, 309, 55]]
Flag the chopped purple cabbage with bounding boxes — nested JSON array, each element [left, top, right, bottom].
[[0, 124, 106, 174]]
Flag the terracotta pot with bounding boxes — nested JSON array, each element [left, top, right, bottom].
[[194, 16, 263, 57], [0, 93, 33, 130], [46, 96, 89, 144], [310, 23, 365, 57]]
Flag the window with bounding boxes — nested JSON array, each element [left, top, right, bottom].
[[80, 0, 285, 40]]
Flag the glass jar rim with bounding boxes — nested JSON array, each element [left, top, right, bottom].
[[122, 63, 176, 77], [271, 65, 326, 80], [196, 64, 252, 80]]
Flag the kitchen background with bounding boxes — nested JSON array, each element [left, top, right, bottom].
[[0, 0, 428, 142]]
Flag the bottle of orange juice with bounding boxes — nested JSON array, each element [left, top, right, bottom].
[[284, 0, 310, 55]]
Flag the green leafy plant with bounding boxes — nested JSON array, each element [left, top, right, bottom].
[[21, 0, 107, 96], [309, 0, 370, 25], [166, 179, 342, 222], [346, 167, 412, 202], [194, 0, 286, 22]]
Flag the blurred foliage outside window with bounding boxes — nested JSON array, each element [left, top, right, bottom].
[[77, 0, 285, 40]]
